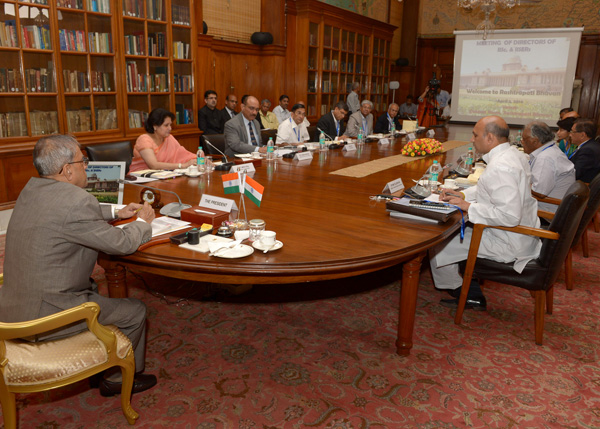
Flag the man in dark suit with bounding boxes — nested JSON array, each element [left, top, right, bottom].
[[219, 94, 238, 129], [569, 118, 600, 183], [374, 103, 401, 134], [224, 95, 266, 157], [198, 90, 223, 135], [0, 135, 158, 396], [317, 101, 349, 140]]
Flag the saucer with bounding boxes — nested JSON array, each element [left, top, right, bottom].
[[440, 184, 458, 190], [252, 240, 283, 252], [186, 172, 201, 178], [213, 244, 254, 259]]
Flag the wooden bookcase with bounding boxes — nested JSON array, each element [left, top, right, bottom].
[[0, 0, 197, 139], [296, 0, 395, 122]]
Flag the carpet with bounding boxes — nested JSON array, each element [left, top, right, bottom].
[[330, 140, 468, 178], [2, 228, 600, 428]]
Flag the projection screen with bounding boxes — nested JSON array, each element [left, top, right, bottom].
[[451, 28, 583, 126]]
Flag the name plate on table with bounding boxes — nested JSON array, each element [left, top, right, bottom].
[[343, 143, 357, 151], [406, 133, 416, 142], [378, 138, 390, 145], [199, 194, 237, 213], [383, 178, 404, 194], [294, 151, 313, 161], [230, 163, 256, 174]]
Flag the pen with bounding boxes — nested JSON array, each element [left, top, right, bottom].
[[195, 209, 215, 215]]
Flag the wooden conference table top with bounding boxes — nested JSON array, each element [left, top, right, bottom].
[[99, 124, 475, 356]]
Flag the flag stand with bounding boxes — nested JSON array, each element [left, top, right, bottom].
[[238, 172, 248, 221]]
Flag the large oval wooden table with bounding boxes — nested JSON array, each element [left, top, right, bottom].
[[99, 125, 474, 356]]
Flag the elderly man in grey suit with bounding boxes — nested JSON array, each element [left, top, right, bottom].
[[224, 95, 267, 157], [0, 134, 158, 397], [346, 100, 374, 138]]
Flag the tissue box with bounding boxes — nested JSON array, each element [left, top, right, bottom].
[[180, 206, 229, 227]]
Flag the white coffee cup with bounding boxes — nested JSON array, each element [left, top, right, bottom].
[[251, 151, 261, 159], [188, 165, 198, 174], [260, 230, 276, 246], [443, 178, 456, 188]]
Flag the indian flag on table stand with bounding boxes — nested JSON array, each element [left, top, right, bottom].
[[243, 175, 264, 207], [221, 172, 241, 194]]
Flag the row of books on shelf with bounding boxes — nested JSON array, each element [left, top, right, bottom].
[[147, 0, 164, 21], [66, 108, 92, 133], [59, 29, 85, 52], [321, 81, 337, 93], [148, 32, 166, 57], [88, 32, 112, 53], [96, 108, 117, 130], [173, 74, 191, 92], [123, 0, 143, 17], [0, 112, 27, 137], [25, 66, 55, 93], [172, 4, 190, 25], [128, 109, 148, 128], [0, 21, 17, 48], [173, 41, 189, 59], [0, 110, 61, 138], [149, 73, 168, 92], [91, 70, 112, 91], [31, 110, 59, 135], [125, 32, 145, 55], [126, 61, 170, 92], [22, 25, 52, 50], [86, 0, 110, 13], [175, 104, 192, 124], [57, 0, 84, 9], [63, 69, 89, 92], [0, 68, 22, 93]]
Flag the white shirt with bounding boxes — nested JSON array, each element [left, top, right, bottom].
[[462, 143, 542, 272], [529, 141, 576, 213], [347, 91, 360, 113], [273, 105, 291, 123], [276, 118, 310, 144]]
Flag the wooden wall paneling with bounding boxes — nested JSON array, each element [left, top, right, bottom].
[[576, 35, 600, 122], [261, 0, 286, 46], [196, 35, 217, 112], [390, 65, 416, 103], [4, 156, 38, 202], [415, 38, 455, 96], [285, 1, 303, 106]]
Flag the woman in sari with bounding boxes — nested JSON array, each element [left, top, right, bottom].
[[129, 108, 199, 172], [416, 86, 440, 128], [556, 116, 577, 159]]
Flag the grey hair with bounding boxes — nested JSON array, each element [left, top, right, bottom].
[[484, 121, 510, 140], [33, 135, 81, 176], [388, 103, 399, 109], [261, 99, 271, 106], [352, 82, 360, 90], [361, 100, 373, 109], [526, 121, 555, 144]]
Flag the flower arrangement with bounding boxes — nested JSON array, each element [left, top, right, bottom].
[[401, 138, 443, 157]]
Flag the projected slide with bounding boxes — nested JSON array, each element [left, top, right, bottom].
[[452, 29, 582, 126]]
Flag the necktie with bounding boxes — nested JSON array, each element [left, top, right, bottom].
[[249, 122, 258, 146], [230, 111, 235, 118]]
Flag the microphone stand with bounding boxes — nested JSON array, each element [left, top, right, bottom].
[[117, 179, 191, 218], [203, 138, 235, 171]]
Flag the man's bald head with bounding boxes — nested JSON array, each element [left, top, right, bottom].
[[471, 116, 510, 154]]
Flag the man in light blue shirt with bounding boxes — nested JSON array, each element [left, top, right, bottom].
[[436, 87, 451, 108], [399, 95, 418, 118]]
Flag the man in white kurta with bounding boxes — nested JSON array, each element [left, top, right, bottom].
[[429, 116, 542, 310], [276, 104, 310, 144]]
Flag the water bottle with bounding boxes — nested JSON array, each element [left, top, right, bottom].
[[197, 145, 205, 173], [267, 137, 275, 161], [319, 131, 326, 152], [390, 120, 396, 136], [428, 160, 442, 191], [515, 130, 523, 146], [465, 146, 474, 174], [357, 128, 364, 145]]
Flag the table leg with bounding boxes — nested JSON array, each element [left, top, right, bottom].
[[396, 252, 425, 356], [102, 262, 128, 298]]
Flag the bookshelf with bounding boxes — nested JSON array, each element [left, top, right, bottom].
[[0, 0, 196, 138], [297, 0, 394, 121]]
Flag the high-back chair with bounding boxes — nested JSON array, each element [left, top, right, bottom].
[[536, 172, 600, 290], [86, 141, 133, 173], [0, 302, 139, 428], [454, 181, 589, 345]]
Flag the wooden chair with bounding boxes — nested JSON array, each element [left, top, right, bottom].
[[455, 181, 589, 345], [0, 302, 139, 428], [535, 172, 600, 290]]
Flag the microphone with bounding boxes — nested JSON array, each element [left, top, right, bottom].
[[203, 138, 234, 171], [117, 179, 191, 218]]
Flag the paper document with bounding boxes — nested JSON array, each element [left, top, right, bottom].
[[150, 216, 191, 237]]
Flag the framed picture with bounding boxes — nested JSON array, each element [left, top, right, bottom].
[[85, 161, 126, 205]]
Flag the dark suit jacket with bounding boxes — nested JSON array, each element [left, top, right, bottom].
[[219, 107, 236, 130], [0, 178, 151, 335], [198, 105, 223, 134], [317, 112, 346, 139], [571, 139, 600, 183], [224, 113, 263, 157], [374, 112, 402, 134]]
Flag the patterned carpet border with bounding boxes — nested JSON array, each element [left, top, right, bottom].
[[330, 140, 469, 178]]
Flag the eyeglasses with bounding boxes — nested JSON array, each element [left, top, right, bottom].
[[60, 156, 89, 174]]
